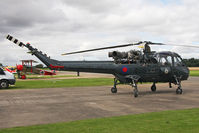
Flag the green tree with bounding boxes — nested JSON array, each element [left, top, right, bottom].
[[183, 58, 199, 67]]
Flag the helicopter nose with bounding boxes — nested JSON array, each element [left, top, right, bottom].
[[184, 67, 189, 74], [181, 67, 189, 80]]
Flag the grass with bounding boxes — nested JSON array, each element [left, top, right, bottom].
[[190, 70, 199, 76], [25, 74, 76, 79], [14, 73, 76, 79], [11, 78, 113, 89], [0, 108, 199, 133]]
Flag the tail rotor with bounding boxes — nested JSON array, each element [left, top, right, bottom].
[[6, 34, 25, 47]]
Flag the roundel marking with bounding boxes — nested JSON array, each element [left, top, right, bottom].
[[122, 67, 128, 72], [121, 66, 128, 73], [165, 68, 169, 74]]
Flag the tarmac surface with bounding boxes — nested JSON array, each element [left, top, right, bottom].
[[0, 76, 198, 128]]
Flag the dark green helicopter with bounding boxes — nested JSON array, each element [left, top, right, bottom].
[[6, 34, 197, 97]]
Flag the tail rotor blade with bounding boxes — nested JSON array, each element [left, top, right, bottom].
[[6, 34, 25, 47]]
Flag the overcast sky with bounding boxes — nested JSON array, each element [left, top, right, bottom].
[[0, 0, 199, 66]]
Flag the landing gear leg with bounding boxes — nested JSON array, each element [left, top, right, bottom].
[[132, 80, 138, 97], [151, 82, 156, 92], [174, 76, 183, 94], [111, 78, 117, 93], [169, 82, 172, 88]]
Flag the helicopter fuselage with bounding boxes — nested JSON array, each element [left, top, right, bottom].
[[56, 60, 189, 84], [50, 51, 189, 84]]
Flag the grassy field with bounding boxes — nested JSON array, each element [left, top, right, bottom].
[[11, 78, 113, 89], [25, 74, 76, 79], [14, 74, 76, 79], [190, 70, 199, 76], [0, 108, 199, 133]]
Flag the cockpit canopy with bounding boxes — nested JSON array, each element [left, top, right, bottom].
[[155, 52, 183, 66]]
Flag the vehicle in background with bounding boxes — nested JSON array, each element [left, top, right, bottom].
[[0, 67, 16, 89], [4, 66, 17, 73]]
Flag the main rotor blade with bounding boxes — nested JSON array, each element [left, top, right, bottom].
[[147, 42, 199, 48], [62, 41, 199, 55], [62, 42, 143, 55], [166, 43, 199, 48]]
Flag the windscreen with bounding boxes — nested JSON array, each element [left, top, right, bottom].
[[174, 56, 183, 66], [156, 54, 172, 66]]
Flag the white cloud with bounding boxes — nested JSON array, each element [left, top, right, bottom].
[[0, 0, 199, 66]]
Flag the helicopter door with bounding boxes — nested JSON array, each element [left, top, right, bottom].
[[144, 64, 160, 82]]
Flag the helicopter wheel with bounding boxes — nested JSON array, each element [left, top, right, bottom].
[[151, 84, 156, 92], [176, 87, 183, 94], [111, 87, 117, 93], [0, 80, 9, 89]]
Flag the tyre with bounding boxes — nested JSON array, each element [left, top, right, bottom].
[[151, 85, 156, 92], [176, 87, 182, 94], [0, 80, 9, 89], [111, 87, 117, 93]]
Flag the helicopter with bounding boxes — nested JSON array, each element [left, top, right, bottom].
[[6, 34, 198, 97]]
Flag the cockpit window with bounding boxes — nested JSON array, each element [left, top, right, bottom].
[[156, 54, 172, 66], [174, 56, 182, 66], [166, 56, 172, 65], [160, 57, 167, 65]]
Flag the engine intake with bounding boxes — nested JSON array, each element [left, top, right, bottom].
[[108, 50, 142, 64], [108, 51, 128, 58]]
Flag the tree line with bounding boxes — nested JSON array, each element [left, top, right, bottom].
[[182, 58, 199, 67]]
